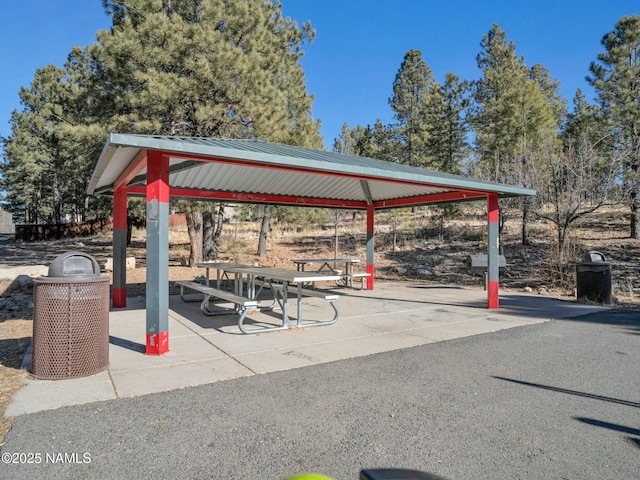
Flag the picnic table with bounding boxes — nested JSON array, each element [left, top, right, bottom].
[[292, 258, 370, 289], [176, 262, 342, 334]]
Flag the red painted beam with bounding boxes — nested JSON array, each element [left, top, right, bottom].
[[113, 187, 128, 230], [488, 281, 499, 309], [374, 191, 487, 209], [488, 193, 499, 223], [122, 150, 492, 210], [125, 185, 367, 209], [162, 151, 495, 196], [112, 288, 127, 309], [124, 186, 489, 210], [113, 149, 148, 190], [118, 151, 496, 209], [146, 152, 170, 204]]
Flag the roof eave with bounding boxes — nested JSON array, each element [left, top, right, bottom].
[[87, 134, 538, 201]]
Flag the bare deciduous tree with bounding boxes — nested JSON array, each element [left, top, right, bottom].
[[531, 135, 620, 278]]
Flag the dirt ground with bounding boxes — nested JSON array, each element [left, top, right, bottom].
[[1, 209, 639, 444]]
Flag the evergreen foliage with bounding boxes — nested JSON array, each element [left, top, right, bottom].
[[470, 24, 558, 179], [97, 0, 321, 145], [1, 6, 639, 258], [389, 49, 434, 167], [1, 0, 322, 261], [1, 61, 108, 224], [588, 14, 640, 238], [96, 0, 323, 261], [423, 72, 470, 174]]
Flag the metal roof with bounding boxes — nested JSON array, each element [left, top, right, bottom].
[[88, 134, 536, 209]]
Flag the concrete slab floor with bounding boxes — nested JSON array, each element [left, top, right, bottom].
[[5, 283, 608, 416]]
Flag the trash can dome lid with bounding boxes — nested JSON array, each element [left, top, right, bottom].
[[581, 251, 607, 263], [48, 251, 101, 277]]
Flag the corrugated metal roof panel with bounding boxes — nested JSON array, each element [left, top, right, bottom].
[[88, 134, 536, 206]]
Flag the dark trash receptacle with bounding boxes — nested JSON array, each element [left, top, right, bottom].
[[576, 251, 612, 304], [32, 251, 110, 380]]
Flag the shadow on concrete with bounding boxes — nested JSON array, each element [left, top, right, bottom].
[[492, 376, 640, 408], [181, 308, 287, 335], [168, 292, 299, 334], [574, 417, 640, 436], [558, 310, 640, 335], [574, 417, 640, 450], [347, 286, 607, 320], [109, 335, 145, 353]]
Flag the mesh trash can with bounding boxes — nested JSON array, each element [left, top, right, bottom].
[[576, 251, 612, 304], [32, 251, 110, 380]]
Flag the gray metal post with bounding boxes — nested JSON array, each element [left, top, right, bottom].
[[145, 151, 170, 354], [366, 204, 374, 289], [487, 193, 499, 309], [112, 187, 127, 308]]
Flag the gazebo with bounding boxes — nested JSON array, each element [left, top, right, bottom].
[[88, 134, 536, 354]]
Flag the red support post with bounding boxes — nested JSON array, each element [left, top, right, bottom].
[[366, 204, 375, 290], [487, 193, 500, 309], [112, 187, 127, 308]]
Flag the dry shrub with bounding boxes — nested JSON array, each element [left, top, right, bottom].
[[541, 233, 585, 290], [219, 235, 253, 262]]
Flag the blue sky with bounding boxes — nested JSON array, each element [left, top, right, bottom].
[[1, 1, 638, 149]]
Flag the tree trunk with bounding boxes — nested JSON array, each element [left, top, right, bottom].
[[203, 209, 215, 261], [628, 162, 639, 239], [498, 208, 506, 238], [392, 216, 397, 254], [631, 190, 639, 239], [334, 210, 339, 259], [82, 195, 90, 222], [213, 204, 225, 257], [521, 200, 530, 246], [257, 214, 269, 256], [186, 210, 203, 267], [126, 216, 133, 245], [556, 228, 568, 284]]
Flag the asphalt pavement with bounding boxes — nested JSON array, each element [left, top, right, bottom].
[[1, 309, 638, 480]]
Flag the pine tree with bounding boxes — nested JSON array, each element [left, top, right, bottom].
[[473, 24, 536, 170], [588, 14, 640, 239], [389, 49, 434, 167], [352, 120, 398, 162], [333, 123, 357, 154], [97, 0, 320, 142], [423, 72, 470, 174], [96, 0, 322, 260], [529, 64, 567, 129], [1, 60, 106, 225], [471, 23, 559, 244], [563, 89, 600, 143]]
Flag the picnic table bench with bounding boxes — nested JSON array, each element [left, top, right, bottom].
[[180, 263, 342, 334], [268, 283, 339, 325], [292, 258, 370, 289], [176, 280, 259, 322]]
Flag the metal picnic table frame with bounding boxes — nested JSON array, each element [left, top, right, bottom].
[[292, 258, 368, 289], [94, 135, 534, 352], [194, 262, 342, 332]]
